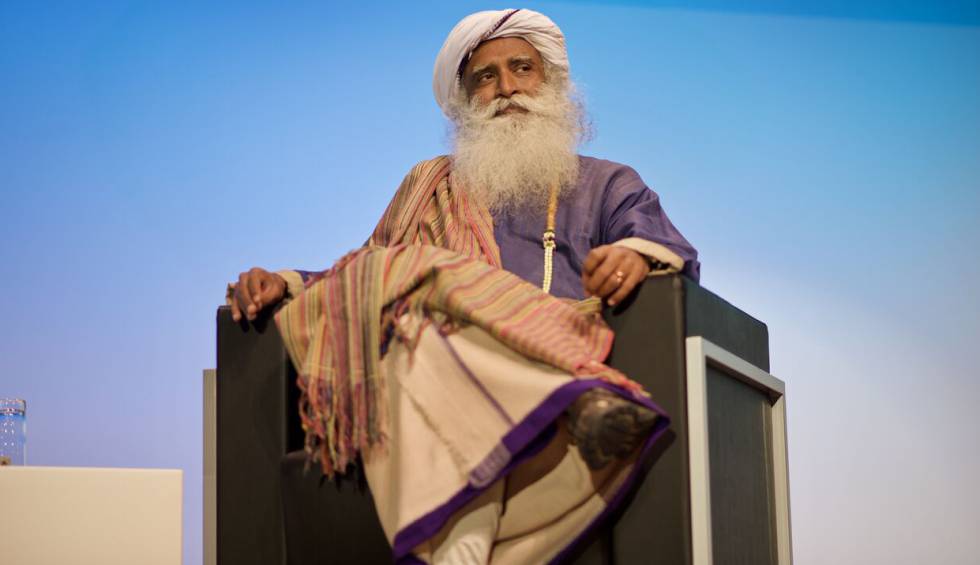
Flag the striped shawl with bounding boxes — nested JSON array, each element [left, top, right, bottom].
[[275, 156, 637, 476]]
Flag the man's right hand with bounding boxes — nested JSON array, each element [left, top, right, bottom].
[[228, 267, 287, 322]]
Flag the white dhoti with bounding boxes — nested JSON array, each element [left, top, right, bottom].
[[364, 315, 666, 564]]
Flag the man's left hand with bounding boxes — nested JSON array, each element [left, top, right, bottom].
[[581, 245, 648, 306]]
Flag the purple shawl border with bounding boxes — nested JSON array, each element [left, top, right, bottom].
[[391, 378, 669, 563]]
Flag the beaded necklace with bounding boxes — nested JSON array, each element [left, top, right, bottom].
[[541, 184, 559, 293]]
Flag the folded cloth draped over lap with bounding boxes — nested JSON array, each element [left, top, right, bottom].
[[275, 242, 646, 476]]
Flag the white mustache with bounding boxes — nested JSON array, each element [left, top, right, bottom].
[[471, 91, 563, 121]]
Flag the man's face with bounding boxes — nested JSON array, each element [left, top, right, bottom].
[[451, 35, 582, 213], [462, 37, 545, 115]]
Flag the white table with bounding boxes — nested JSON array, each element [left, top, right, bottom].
[[0, 466, 182, 565]]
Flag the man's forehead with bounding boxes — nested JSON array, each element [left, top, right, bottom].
[[464, 37, 543, 73]]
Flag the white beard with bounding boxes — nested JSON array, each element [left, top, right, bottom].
[[449, 81, 585, 214]]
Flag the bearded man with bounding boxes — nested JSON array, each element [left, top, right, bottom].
[[228, 9, 698, 564]]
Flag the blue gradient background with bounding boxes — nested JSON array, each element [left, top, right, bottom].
[[2, 2, 977, 563]]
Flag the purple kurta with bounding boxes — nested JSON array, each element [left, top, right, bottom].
[[493, 156, 700, 300], [294, 156, 699, 297]]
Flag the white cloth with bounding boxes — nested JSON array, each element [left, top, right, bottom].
[[429, 482, 503, 565], [432, 8, 568, 115], [366, 313, 642, 564]]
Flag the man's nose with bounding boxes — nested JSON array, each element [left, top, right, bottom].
[[496, 71, 520, 98]]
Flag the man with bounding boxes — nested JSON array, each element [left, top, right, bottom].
[[229, 9, 698, 564]]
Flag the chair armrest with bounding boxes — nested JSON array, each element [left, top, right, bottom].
[[214, 306, 302, 565]]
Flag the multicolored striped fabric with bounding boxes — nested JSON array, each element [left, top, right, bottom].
[[367, 156, 501, 267], [275, 157, 638, 476]]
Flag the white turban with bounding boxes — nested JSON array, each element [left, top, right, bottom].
[[432, 8, 568, 116]]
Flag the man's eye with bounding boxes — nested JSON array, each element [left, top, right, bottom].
[[479, 73, 494, 82]]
